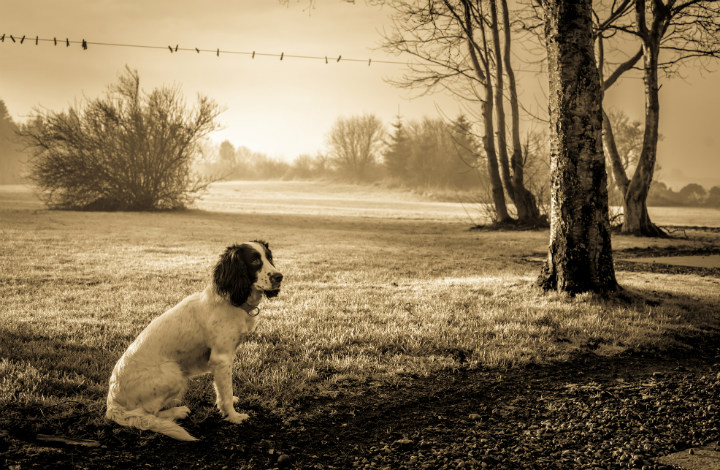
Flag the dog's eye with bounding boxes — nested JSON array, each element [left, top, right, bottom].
[[251, 257, 262, 265]]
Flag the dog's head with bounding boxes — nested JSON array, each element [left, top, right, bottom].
[[213, 240, 283, 307]]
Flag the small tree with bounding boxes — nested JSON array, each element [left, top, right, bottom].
[[20, 67, 221, 210], [604, 109, 645, 205], [218, 140, 237, 167], [597, 0, 720, 236], [383, 115, 411, 180], [449, 115, 483, 189], [327, 114, 385, 181]]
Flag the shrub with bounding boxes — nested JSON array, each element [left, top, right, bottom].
[[20, 67, 221, 210]]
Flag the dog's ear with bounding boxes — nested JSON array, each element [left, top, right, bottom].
[[213, 245, 251, 307]]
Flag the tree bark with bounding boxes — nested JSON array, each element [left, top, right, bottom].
[[538, 0, 618, 293]]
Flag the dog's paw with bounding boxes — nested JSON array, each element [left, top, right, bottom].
[[224, 412, 250, 424], [173, 406, 191, 420], [158, 406, 192, 421]]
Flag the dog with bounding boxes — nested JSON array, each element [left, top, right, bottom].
[[106, 241, 282, 441]]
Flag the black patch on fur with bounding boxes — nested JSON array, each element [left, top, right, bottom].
[[201, 348, 211, 363], [264, 289, 280, 298], [213, 244, 254, 307]]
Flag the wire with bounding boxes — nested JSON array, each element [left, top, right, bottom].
[[0, 33, 408, 66]]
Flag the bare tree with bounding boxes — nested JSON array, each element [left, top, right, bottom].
[[602, 110, 650, 201], [499, 0, 542, 223], [20, 67, 221, 211], [327, 114, 386, 181], [597, 0, 720, 236], [538, 0, 618, 293], [383, 0, 548, 224]]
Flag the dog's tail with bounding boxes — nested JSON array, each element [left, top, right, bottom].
[[106, 401, 197, 442]]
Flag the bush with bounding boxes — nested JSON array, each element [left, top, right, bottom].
[[20, 67, 221, 210]]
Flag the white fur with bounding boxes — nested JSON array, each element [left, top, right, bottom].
[[106, 244, 280, 441], [248, 241, 277, 291]]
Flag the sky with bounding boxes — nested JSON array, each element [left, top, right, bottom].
[[2, 0, 719, 189]]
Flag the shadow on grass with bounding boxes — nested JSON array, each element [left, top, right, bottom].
[[3, 325, 719, 470]]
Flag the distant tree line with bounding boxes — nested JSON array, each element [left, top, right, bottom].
[[196, 113, 492, 191], [3, 98, 719, 209], [648, 182, 720, 208], [196, 112, 553, 208], [383, 115, 483, 190], [197, 140, 295, 181]]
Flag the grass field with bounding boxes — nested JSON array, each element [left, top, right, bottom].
[[1, 181, 719, 443]]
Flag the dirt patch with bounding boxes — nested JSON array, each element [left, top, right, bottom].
[[629, 254, 720, 269], [615, 244, 720, 277], [2, 335, 720, 470]]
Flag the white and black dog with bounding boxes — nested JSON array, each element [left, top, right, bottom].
[[106, 241, 282, 441]]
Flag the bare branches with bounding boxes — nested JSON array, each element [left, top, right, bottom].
[[326, 114, 386, 181], [603, 47, 643, 89], [381, 0, 491, 95], [19, 68, 221, 210]]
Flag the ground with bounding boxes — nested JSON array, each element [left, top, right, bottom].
[[1, 181, 719, 469], [3, 335, 719, 470]]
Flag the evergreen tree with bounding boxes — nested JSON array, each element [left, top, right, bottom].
[[383, 115, 410, 180], [449, 115, 482, 189], [406, 119, 437, 187]]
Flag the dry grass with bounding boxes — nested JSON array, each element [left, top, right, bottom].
[[1, 182, 719, 430]]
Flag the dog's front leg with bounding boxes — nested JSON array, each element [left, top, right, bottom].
[[209, 351, 248, 424]]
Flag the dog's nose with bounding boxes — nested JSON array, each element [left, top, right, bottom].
[[270, 272, 283, 283]]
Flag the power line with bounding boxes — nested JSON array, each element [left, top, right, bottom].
[[0, 32, 560, 75], [0, 33, 408, 66]]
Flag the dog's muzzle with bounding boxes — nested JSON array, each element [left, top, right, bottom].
[[266, 272, 283, 297], [264, 288, 281, 298]]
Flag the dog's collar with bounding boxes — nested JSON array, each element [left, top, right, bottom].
[[240, 303, 261, 317]]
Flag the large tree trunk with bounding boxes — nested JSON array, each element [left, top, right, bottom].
[[622, 36, 666, 237], [538, 0, 618, 293]]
